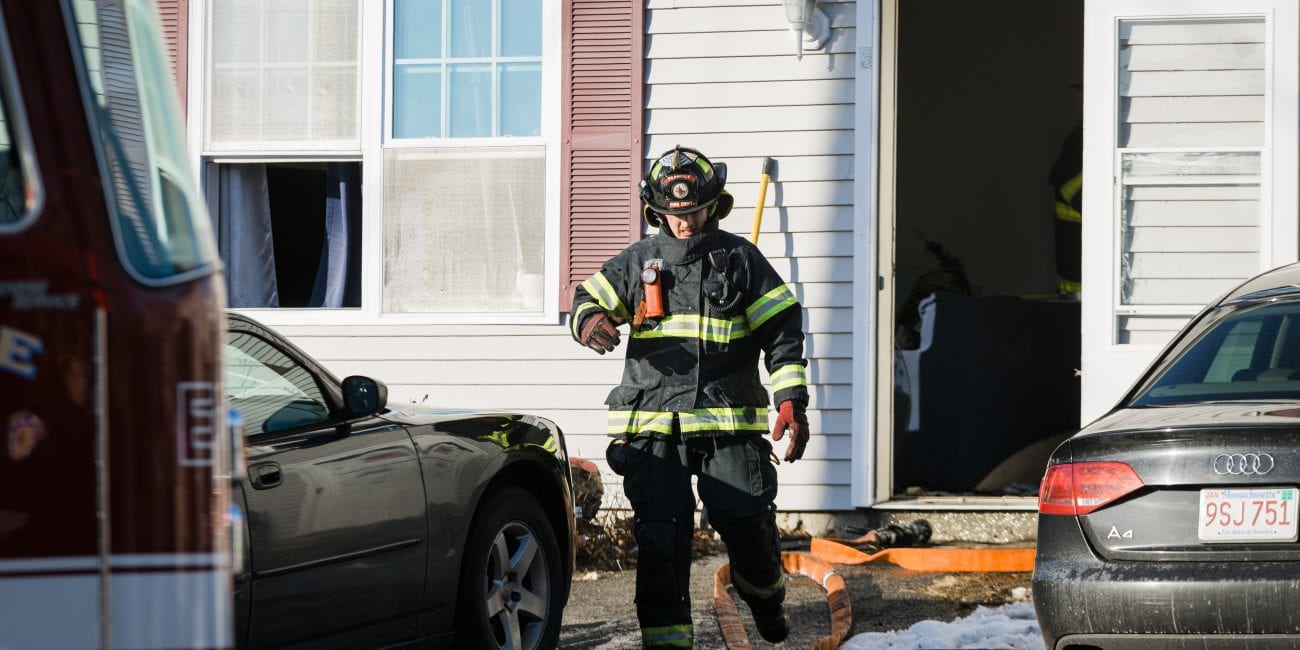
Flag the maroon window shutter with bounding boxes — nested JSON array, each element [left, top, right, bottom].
[[155, 0, 188, 113], [560, 0, 643, 312]]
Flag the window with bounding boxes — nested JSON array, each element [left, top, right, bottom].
[[69, 0, 217, 282], [203, 0, 364, 310], [1114, 17, 1265, 344], [1134, 301, 1300, 405], [224, 331, 330, 434], [204, 0, 360, 151], [0, 23, 34, 229], [391, 0, 542, 139], [383, 0, 549, 316]]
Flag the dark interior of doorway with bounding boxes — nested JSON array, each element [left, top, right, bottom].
[[891, 0, 1083, 498]]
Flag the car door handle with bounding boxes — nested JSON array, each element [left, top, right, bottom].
[[249, 462, 281, 490]]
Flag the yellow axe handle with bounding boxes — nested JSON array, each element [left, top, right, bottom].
[[749, 157, 774, 245]]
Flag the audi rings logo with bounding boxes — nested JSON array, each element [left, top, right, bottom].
[[1212, 453, 1275, 475]]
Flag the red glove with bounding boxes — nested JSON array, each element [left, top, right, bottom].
[[579, 312, 621, 354], [771, 400, 809, 462]]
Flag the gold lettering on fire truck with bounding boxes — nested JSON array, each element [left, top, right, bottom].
[[0, 325, 43, 380], [178, 382, 218, 467]]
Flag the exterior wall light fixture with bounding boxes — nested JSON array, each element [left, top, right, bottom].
[[782, 0, 829, 59]]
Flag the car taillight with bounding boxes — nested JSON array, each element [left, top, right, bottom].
[[1038, 461, 1144, 516]]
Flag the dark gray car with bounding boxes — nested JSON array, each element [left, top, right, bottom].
[[224, 312, 574, 649], [1033, 262, 1300, 649]]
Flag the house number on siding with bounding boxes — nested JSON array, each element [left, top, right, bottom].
[[859, 47, 872, 69]]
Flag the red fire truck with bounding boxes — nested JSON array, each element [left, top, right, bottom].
[[0, 0, 233, 647]]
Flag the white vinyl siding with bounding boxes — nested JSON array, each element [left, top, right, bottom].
[[1114, 17, 1265, 345]]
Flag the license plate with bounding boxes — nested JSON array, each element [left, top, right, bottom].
[[1198, 487, 1299, 542]]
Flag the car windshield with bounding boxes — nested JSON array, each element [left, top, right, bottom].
[[1133, 299, 1300, 406]]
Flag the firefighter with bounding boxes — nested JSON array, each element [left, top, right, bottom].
[[1051, 122, 1082, 298], [570, 146, 811, 648]]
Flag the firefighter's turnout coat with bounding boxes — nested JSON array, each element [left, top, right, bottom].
[[571, 222, 809, 438]]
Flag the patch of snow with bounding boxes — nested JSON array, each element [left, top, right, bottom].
[[840, 602, 1044, 650]]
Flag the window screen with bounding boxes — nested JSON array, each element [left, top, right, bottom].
[[382, 146, 545, 313], [204, 0, 360, 151]]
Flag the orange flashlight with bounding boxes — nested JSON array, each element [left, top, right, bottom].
[[641, 264, 665, 319]]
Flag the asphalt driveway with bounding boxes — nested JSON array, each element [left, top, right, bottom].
[[560, 544, 1034, 648]]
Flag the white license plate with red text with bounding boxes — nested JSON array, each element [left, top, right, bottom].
[[1198, 487, 1298, 542]]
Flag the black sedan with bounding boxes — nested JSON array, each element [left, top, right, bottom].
[[1033, 263, 1300, 649], [224, 312, 574, 649]]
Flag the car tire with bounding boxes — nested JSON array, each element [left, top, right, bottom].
[[456, 485, 564, 650]]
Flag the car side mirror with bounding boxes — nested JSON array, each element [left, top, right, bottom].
[[341, 375, 388, 417]]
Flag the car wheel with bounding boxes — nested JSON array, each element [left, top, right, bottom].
[[457, 485, 563, 650]]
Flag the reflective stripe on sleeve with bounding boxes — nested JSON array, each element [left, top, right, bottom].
[[571, 302, 604, 339], [1060, 172, 1082, 204], [1055, 200, 1081, 223], [580, 272, 630, 321], [770, 364, 807, 392], [745, 284, 798, 329]]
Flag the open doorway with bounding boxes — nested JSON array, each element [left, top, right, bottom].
[[883, 0, 1084, 498]]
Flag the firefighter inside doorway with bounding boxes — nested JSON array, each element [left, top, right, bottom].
[[570, 146, 811, 648]]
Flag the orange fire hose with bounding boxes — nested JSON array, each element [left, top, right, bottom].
[[809, 537, 1035, 572], [712, 541, 1033, 648], [714, 551, 852, 650]]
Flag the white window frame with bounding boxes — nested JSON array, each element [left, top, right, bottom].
[[187, 0, 561, 326]]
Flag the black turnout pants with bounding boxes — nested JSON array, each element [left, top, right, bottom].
[[609, 425, 785, 648]]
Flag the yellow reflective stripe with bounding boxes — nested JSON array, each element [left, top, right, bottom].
[[702, 314, 732, 344], [580, 272, 630, 321], [770, 364, 807, 392], [1055, 201, 1081, 223], [1057, 277, 1081, 294], [1060, 172, 1082, 203], [731, 570, 786, 599], [679, 407, 769, 433], [630, 314, 751, 342], [642, 624, 693, 647], [607, 408, 770, 436], [607, 410, 675, 436], [571, 302, 603, 338], [695, 155, 712, 176], [746, 284, 798, 329]]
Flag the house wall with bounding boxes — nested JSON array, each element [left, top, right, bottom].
[[266, 0, 862, 512]]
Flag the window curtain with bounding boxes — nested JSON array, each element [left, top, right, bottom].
[[218, 164, 279, 307], [309, 163, 361, 307]]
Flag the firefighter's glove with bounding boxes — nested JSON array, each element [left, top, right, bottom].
[[579, 312, 621, 354], [771, 400, 809, 462]]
